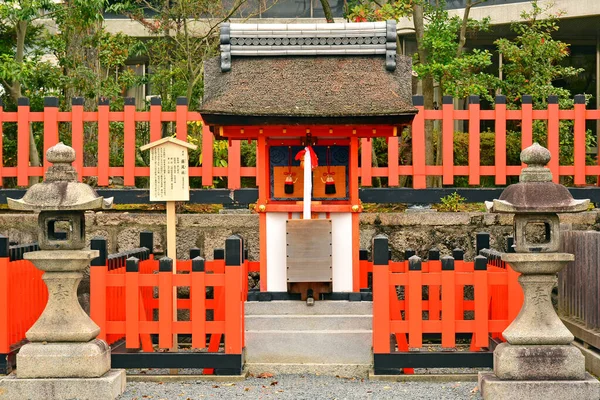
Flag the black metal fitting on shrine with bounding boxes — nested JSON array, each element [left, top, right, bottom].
[[300, 132, 317, 147], [404, 249, 415, 260], [214, 249, 225, 260]]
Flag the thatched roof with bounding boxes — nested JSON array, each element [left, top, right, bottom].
[[200, 55, 417, 126]]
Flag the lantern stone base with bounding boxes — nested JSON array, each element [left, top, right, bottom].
[[493, 342, 586, 380], [0, 369, 125, 400], [16, 339, 110, 379], [478, 371, 600, 400]]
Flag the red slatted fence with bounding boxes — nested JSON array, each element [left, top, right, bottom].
[[1, 94, 597, 189]]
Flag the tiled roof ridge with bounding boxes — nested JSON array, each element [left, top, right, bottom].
[[220, 20, 397, 72]]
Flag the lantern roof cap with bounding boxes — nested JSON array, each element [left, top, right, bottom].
[[486, 143, 589, 213], [7, 142, 113, 211]]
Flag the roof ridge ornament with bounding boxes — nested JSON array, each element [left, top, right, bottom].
[[219, 20, 398, 73]]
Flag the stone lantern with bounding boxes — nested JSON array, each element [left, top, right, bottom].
[[0, 143, 125, 399], [478, 143, 599, 399]]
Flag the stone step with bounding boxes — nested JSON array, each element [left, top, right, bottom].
[[245, 301, 373, 316], [246, 363, 371, 378], [245, 314, 372, 331], [245, 330, 372, 365]]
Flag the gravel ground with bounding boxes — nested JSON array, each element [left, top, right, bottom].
[[119, 374, 483, 399]]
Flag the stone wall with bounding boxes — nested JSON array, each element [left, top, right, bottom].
[[1, 210, 598, 261]]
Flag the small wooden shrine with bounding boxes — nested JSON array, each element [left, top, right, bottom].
[[200, 21, 416, 297]]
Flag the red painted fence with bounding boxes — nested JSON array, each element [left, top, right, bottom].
[[371, 235, 523, 362], [1, 94, 597, 189], [0, 240, 47, 354]]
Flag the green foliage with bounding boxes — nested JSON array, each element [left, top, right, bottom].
[[494, 1, 582, 107], [438, 192, 466, 212]]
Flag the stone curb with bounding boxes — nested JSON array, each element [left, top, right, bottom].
[[126, 368, 249, 382], [368, 370, 478, 382]]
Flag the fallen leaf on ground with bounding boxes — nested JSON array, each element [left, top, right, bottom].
[[383, 386, 391, 390], [471, 387, 479, 394], [223, 383, 235, 387], [244, 388, 250, 392], [257, 372, 274, 378], [212, 385, 219, 388], [270, 381, 278, 386]]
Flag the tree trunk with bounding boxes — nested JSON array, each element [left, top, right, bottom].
[[319, 0, 334, 23]]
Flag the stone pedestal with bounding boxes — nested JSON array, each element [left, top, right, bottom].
[[0, 250, 125, 399], [479, 372, 600, 400], [17, 340, 110, 379], [0, 369, 126, 400]]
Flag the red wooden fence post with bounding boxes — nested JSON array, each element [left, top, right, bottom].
[[407, 256, 423, 349], [468, 95, 481, 186], [224, 235, 243, 354], [494, 95, 507, 185], [372, 234, 391, 353], [474, 255, 489, 348], [442, 96, 454, 185], [125, 256, 140, 349], [547, 96, 560, 183], [123, 97, 136, 187], [71, 97, 84, 181], [158, 257, 173, 349], [573, 94, 586, 186], [90, 237, 108, 341], [43, 97, 59, 175], [149, 97, 162, 143], [0, 98, 3, 186], [191, 257, 206, 349], [441, 256, 456, 348], [175, 97, 188, 142], [201, 124, 214, 187], [387, 135, 399, 186], [228, 139, 241, 190], [97, 98, 110, 186], [361, 138, 372, 186], [0, 236, 9, 353], [17, 98, 30, 187], [412, 95, 426, 188]]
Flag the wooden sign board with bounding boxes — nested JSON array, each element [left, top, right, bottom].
[[140, 137, 197, 202]]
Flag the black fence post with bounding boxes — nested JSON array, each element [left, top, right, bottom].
[[408, 255, 422, 271], [476, 232, 490, 254], [159, 256, 172, 273], [404, 249, 415, 260], [140, 231, 153, 254], [126, 256, 139, 273], [91, 237, 107, 267], [190, 247, 201, 260], [474, 255, 488, 271], [192, 256, 205, 272], [428, 248, 440, 261], [225, 235, 243, 267], [441, 255, 455, 271], [214, 249, 225, 260], [0, 236, 8, 259], [452, 248, 464, 261]]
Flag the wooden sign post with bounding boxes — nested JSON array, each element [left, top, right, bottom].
[[140, 137, 197, 360]]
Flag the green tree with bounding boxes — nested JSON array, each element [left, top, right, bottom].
[[346, 0, 493, 187], [494, 1, 589, 172], [108, 0, 248, 110]]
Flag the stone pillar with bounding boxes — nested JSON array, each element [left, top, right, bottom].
[[0, 143, 124, 400], [478, 143, 600, 399]]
